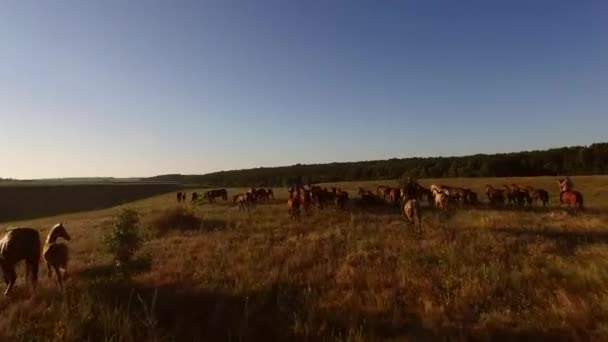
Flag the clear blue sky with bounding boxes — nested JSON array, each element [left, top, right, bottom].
[[1, 0, 606, 179]]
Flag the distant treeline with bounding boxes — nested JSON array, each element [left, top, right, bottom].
[[147, 143, 608, 187]]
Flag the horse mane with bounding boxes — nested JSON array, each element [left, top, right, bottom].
[[46, 223, 64, 244]]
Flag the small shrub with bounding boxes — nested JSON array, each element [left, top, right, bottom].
[[150, 206, 202, 234], [104, 208, 142, 267]]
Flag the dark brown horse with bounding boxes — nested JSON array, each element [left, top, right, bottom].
[[204, 189, 228, 203], [335, 189, 349, 209], [485, 185, 505, 206], [560, 190, 584, 211], [0, 227, 41, 296], [532, 189, 549, 207]]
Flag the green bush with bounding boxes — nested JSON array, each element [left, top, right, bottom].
[[104, 208, 142, 267]]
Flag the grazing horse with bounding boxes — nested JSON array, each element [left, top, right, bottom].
[[532, 189, 549, 207], [402, 199, 422, 233], [0, 227, 41, 296], [204, 189, 228, 203], [43, 223, 71, 288], [560, 190, 584, 211], [176, 192, 183, 202]]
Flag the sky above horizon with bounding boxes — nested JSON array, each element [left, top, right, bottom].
[[1, 0, 607, 179]]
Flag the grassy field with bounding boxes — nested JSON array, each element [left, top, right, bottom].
[[0, 176, 607, 341]]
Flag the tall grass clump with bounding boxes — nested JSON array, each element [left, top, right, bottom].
[[104, 208, 142, 267], [149, 206, 202, 234]]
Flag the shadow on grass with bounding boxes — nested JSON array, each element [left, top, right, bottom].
[[79, 279, 449, 341], [492, 226, 608, 256], [149, 206, 229, 234], [350, 199, 402, 215], [78, 255, 152, 280], [66, 255, 593, 342]]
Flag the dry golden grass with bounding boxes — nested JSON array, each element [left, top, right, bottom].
[[0, 176, 607, 341]]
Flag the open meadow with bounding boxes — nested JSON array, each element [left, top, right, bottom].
[[0, 176, 607, 341]]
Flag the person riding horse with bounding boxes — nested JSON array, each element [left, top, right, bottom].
[[401, 177, 420, 201], [558, 176, 574, 202]]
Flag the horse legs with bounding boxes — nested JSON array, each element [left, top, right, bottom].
[[47, 262, 53, 278], [53, 265, 63, 288], [26, 259, 39, 291]]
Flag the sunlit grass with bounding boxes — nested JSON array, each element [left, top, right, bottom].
[[1, 176, 607, 341]]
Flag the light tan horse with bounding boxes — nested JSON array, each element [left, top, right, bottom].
[[43, 223, 71, 288], [402, 199, 422, 233], [0, 227, 41, 296]]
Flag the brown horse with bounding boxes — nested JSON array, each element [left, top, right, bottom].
[[203, 189, 228, 203], [485, 185, 505, 206], [385, 188, 400, 206], [301, 190, 313, 215], [335, 189, 349, 209], [358, 188, 377, 204], [376, 185, 390, 200], [560, 190, 584, 211], [465, 191, 479, 206], [0, 227, 41, 296], [532, 189, 549, 207], [176, 192, 183, 202], [287, 190, 301, 220]]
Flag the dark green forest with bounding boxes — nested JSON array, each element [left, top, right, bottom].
[[148, 143, 608, 187]]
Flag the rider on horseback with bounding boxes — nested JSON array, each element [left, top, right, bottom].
[[558, 176, 574, 202]]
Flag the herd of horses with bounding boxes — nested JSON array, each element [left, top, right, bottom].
[[0, 223, 71, 296], [0, 179, 585, 298], [177, 180, 585, 229]]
